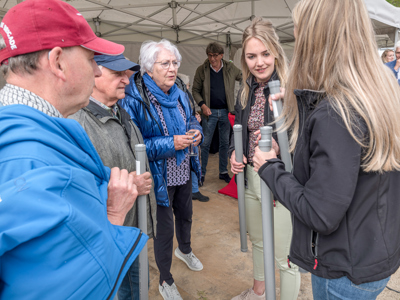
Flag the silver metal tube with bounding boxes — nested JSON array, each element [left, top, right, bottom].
[[259, 126, 276, 300], [268, 80, 292, 172], [233, 124, 247, 252], [135, 144, 148, 300]]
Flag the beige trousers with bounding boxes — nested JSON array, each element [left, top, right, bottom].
[[245, 165, 301, 300]]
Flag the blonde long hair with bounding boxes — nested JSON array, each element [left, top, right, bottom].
[[239, 17, 288, 108], [282, 0, 400, 172]]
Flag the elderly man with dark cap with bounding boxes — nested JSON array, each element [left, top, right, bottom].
[[70, 54, 157, 300], [0, 0, 148, 299]]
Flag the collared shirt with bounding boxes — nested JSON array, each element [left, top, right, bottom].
[[0, 84, 63, 118], [89, 96, 121, 121], [210, 60, 224, 73]]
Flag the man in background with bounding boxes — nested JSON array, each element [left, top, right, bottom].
[[192, 42, 242, 185]]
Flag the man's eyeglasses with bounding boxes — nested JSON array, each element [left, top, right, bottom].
[[207, 53, 222, 59], [155, 60, 181, 69]]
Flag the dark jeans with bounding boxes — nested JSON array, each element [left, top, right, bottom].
[[201, 108, 230, 176], [117, 257, 139, 300], [117, 247, 150, 300], [154, 177, 193, 286]]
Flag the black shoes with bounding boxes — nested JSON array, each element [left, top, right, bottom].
[[219, 173, 231, 183], [192, 191, 210, 202]]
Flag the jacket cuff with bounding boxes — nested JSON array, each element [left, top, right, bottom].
[[198, 101, 205, 108], [257, 158, 284, 176]]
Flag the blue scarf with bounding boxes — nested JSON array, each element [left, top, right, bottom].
[[143, 73, 187, 166]]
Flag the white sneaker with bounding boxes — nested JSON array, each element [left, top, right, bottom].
[[174, 247, 203, 271], [159, 282, 183, 300], [231, 288, 265, 300]]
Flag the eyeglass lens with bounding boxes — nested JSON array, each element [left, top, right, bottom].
[[159, 60, 180, 69]]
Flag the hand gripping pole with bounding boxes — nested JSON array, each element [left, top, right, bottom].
[[135, 144, 149, 300], [233, 124, 248, 252], [259, 126, 276, 300], [268, 81, 292, 172]]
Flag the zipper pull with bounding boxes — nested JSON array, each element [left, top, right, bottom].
[[287, 256, 291, 268], [313, 258, 318, 270]]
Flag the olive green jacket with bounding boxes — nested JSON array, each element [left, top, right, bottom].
[[70, 100, 157, 238], [192, 59, 242, 113]]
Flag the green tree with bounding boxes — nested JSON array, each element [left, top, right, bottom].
[[387, 0, 400, 7]]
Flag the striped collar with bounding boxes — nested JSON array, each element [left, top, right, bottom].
[[0, 84, 63, 118]]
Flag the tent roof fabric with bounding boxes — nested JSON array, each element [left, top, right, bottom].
[[0, 0, 398, 94], [0, 0, 398, 47], [69, 0, 298, 46]]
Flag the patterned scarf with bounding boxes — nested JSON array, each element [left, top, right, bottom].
[[143, 73, 187, 165]]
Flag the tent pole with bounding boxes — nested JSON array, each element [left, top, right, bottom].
[[233, 125, 248, 253], [227, 31, 231, 60], [259, 127, 276, 300], [135, 144, 149, 300]]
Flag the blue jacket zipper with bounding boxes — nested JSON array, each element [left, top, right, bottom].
[[106, 231, 143, 300]]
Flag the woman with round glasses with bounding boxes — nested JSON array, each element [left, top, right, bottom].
[[120, 39, 203, 300]]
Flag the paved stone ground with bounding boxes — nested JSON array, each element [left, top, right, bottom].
[[145, 153, 400, 300]]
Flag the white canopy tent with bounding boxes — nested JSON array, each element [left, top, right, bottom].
[[0, 0, 399, 85], [365, 0, 400, 48]]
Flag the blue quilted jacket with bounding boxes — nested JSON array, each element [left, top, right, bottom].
[[385, 60, 400, 85], [119, 73, 202, 207], [0, 105, 148, 300]]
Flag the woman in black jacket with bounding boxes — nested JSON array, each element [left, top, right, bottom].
[[229, 17, 300, 300], [253, 0, 400, 299]]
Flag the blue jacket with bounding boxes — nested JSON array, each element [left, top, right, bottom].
[[385, 60, 400, 84], [119, 73, 202, 207], [0, 105, 148, 300]]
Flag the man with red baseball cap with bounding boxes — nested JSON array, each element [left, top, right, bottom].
[[0, 0, 148, 299]]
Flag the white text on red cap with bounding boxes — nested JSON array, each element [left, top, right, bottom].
[[0, 22, 17, 50]]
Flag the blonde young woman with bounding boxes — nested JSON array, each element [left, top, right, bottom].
[[228, 17, 300, 300], [381, 49, 395, 64], [253, 0, 400, 299]]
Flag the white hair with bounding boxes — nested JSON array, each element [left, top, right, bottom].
[[139, 39, 182, 75], [177, 73, 189, 85], [396, 41, 400, 51], [0, 36, 47, 78]]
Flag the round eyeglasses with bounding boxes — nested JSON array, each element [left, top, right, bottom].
[[155, 60, 181, 69]]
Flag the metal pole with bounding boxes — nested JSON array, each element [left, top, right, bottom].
[[135, 144, 148, 300], [233, 124, 248, 252], [259, 126, 276, 300], [268, 80, 292, 172]]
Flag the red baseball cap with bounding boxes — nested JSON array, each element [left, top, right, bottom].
[[0, 0, 124, 64]]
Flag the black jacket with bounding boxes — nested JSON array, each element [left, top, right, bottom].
[[228, 72, 279, 162], [258, 90, 400, 284]]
